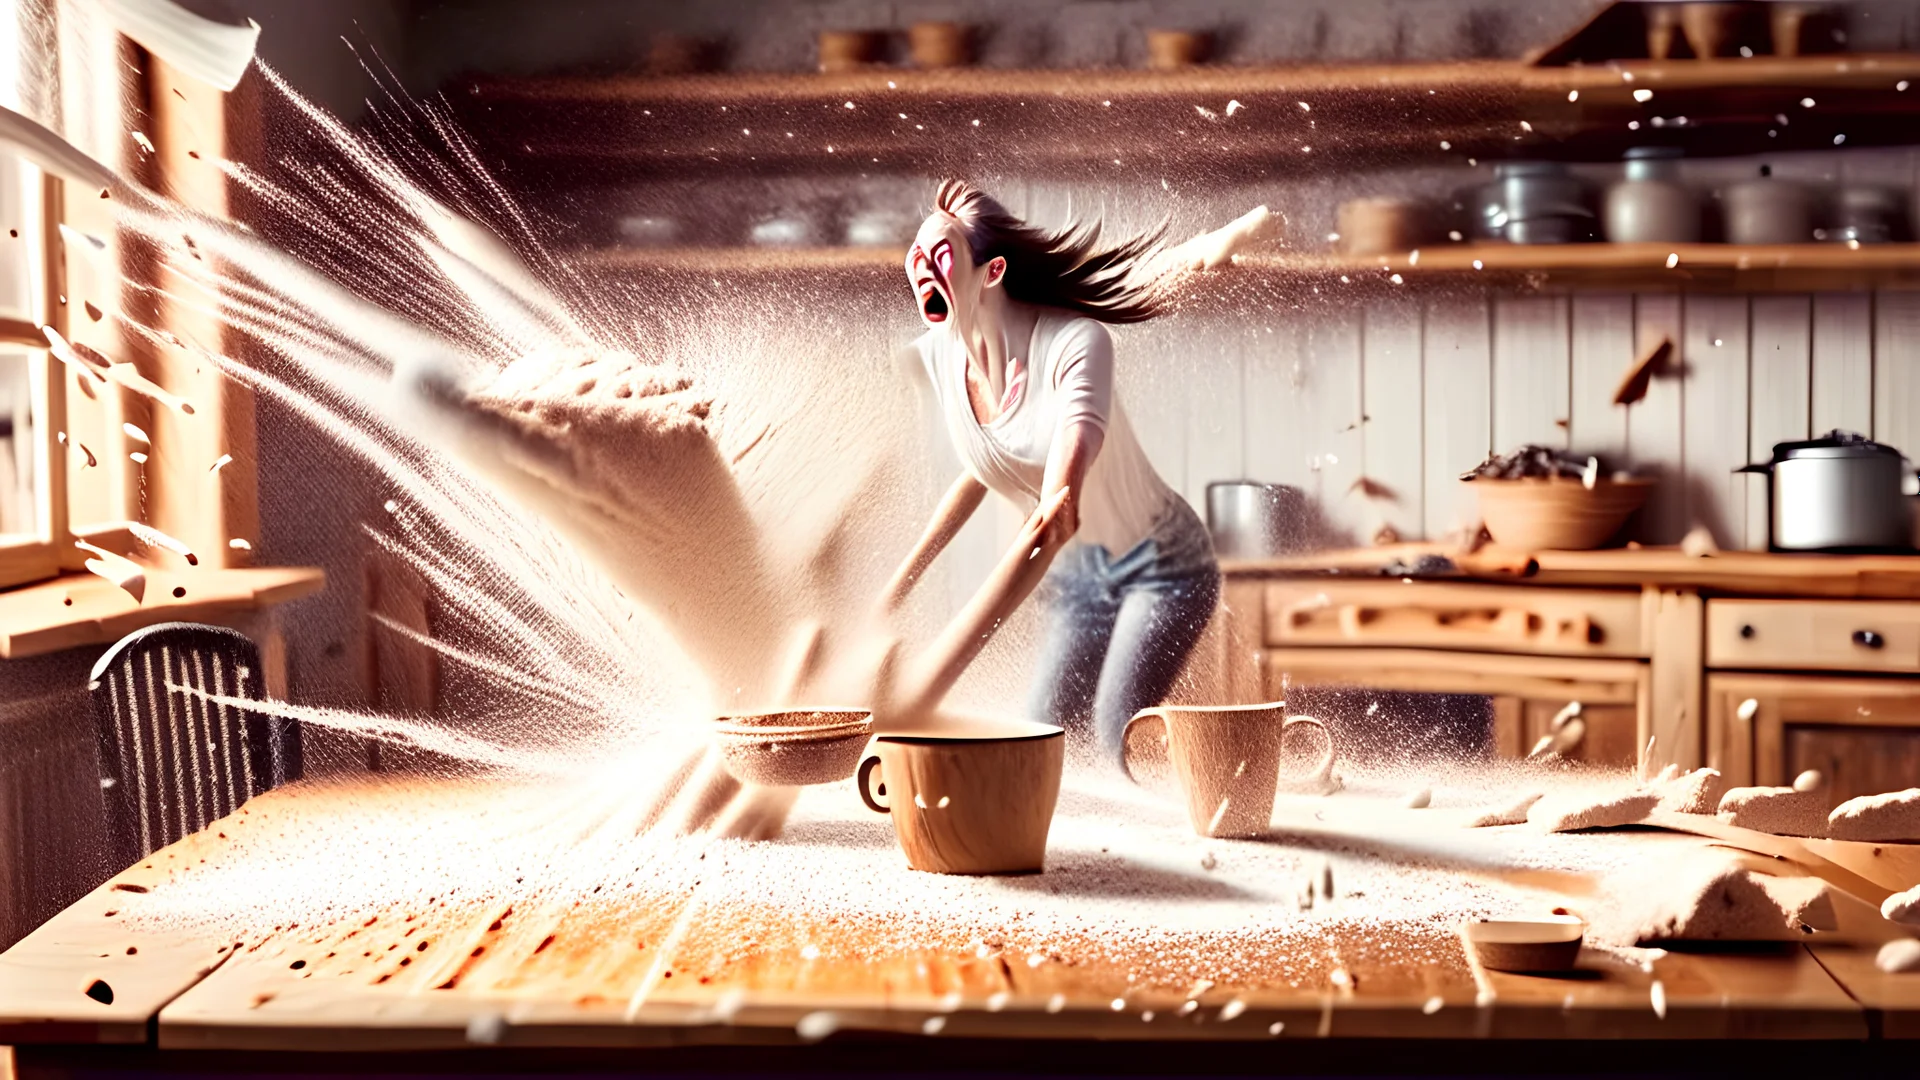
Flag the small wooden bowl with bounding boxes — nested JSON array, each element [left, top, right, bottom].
[[1464, 915, 1586, 973], [1469, 476, 1651, 551], [713, 709, 873, 787]]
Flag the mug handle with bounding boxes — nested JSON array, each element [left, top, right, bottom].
[[1281, 716, 1337, 783], [1120, 708, 1170, 785], [857, 754, 889, 813]]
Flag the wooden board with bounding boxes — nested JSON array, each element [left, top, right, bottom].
[[1420, 297, 1491, 542], [1874, 290, 1920, 453], [1682, 296, 1752, 550], [1747, 296, 1813, 550], [1567, 294, 1632, 477], [1631, 294, 1687, 546], [1490, 297, 1571, 456], [1811, 293, 1875, 438], [1361, 302, 1425, 543]]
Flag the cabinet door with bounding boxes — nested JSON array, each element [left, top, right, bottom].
[[1707, 674, 1920, 801]]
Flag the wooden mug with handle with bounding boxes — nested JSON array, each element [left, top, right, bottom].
[[1124, 704, 1337, 838], [857, 720, 1064, 874]]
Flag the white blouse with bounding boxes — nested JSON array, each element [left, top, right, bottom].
[[909, 309, 1175, 552]]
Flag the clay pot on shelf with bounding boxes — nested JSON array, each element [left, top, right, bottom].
[[908, 21, 973, 68], [1604, 147, 1701, 243], [1335, 197, 1428, 256], [1680, 2, 1749, 59], [1720, 165, 1815, 244], [1145, 28, 1211, 70], [1645, 2, 1684, 59], [818, 29, 885, 72], [1770, 3, 1832, 56], [1467, 476, 1652, 550]]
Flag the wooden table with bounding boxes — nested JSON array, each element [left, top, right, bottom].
[[1218, 547, 1920, 794], [0, 780, 1914, 1069]]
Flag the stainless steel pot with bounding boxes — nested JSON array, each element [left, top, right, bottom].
[[1205, 481, 1308, 558], [1737, 432, 1920, 553]]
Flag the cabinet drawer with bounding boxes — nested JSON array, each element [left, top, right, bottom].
[[1706, 600, 1920, 673], [1263, 581, 1645, 658]]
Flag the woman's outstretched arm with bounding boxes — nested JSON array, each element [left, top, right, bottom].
[[879, 471, 989, 613]]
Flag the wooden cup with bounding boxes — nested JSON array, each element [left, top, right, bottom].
[[1145, 29, 1212, 70], [908, 22, 973, 68], [1124, 704, 1336, 839], [857, 720, 1064, 874], [818, 29, 885, 73]]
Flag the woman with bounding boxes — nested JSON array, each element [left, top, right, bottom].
[[881, 180, 1222, 771]]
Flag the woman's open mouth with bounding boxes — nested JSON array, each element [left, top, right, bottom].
[[920, 286, 949, 323]]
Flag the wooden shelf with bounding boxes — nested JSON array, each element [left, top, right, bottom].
[[444, 54, 1920, 184], [0, 566, 326, 659], [572, 241, 1920, 294]]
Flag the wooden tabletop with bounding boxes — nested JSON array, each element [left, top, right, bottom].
[[1223, 545, 1920, 599], [2, 781, 1915, 1051]]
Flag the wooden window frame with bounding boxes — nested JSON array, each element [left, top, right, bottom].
[[0, 169, 71, 590]]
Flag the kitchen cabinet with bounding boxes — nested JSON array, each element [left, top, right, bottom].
[[1221, 547, 1920, 776], [1707, 673, 1920, 800]]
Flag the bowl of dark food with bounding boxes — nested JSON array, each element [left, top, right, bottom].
[[1463, 914, 1586, 973], [1462, 445, 1651, 551], [713, 708, 873, 786]]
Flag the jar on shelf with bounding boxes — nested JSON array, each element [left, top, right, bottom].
[[1720, 165, 1814, 244], [1605, 147, 1700, 243]]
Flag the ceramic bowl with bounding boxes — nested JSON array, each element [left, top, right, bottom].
[[1470, 476, 1652, 551], [713, 709, 873, 787]]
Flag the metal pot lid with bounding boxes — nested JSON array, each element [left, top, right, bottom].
[[1771, 430, 1903, 461]]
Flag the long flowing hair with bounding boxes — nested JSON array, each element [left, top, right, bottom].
[[933, 180, 1170, 324]]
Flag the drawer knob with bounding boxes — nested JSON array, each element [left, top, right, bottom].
[[1739, 624, 1756, 640], [1853, 629, 1886, 649]]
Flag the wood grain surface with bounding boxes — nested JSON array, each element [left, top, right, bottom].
[[4, 781, 1914, 1050]]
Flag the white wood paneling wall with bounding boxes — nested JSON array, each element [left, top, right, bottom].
[[916, 285, 1917, 602], [1098, 288, 1920, 553]]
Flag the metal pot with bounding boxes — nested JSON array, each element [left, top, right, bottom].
[[1478, 162, 1595, 245], [1205, 481, 1308, 558], [1737, 432, 1920, 553]]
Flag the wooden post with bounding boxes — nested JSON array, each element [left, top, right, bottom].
[[142, 54, 259, 568], [1645, 585, 1705, 774]]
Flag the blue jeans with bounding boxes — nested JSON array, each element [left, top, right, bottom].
[[1028, 498, 1222, 771]]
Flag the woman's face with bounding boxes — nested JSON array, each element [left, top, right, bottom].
[[905, 213, 997, 330]]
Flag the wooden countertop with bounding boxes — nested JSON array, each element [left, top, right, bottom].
[[0, 781, 1910, 1051], [0, 566, 325, 659], [1223, 545, 1920, 599]]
